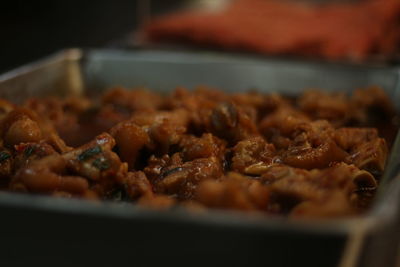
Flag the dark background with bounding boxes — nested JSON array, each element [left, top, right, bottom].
[[0, 0, 183, 73]]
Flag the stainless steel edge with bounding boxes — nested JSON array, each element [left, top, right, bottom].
[[1, 48, 400, 266], [0, 48, 390, 227], [0, 49, 82, 82], [0, 49, 84, 103], [0, 190, 364, 235], [0, 48, 366, 231]]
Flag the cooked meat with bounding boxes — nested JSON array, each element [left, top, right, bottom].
[[0, 86, 396, 218]]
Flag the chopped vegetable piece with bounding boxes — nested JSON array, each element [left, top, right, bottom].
[[78, 146, 102, 161], [0, 151, 11, 162]]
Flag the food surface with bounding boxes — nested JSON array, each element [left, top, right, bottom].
[[144, 0, 400, 62], [0, 86, 396, 217]]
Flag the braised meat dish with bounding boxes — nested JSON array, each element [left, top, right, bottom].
[[0, 86, 396, 217]]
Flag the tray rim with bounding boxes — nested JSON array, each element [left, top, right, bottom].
[[0, 47, 398, 232]]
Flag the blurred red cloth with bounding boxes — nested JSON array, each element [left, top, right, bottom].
[[144, 0, 400, 62]]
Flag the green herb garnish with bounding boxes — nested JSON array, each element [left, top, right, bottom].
[[162, 167, 183, 179], [78, 146, 102, 161], [92, 157, 110, 171], [0, 151, 11, 163], [24, 146, 36, 157]]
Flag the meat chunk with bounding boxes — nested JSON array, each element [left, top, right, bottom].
[[298, 90, 352, 126], [11, 154, 89, 196], [285, 122, 347, 169], [196, 172, 270, 211], [110, 121, 151, 169], [63, 133, 128, 196], [231, 137, 277, 175], [145, 154, 223, 200], [262, 163, 376, 216], [102, 87, 163, 112], [121, 171, 153, 200], [0, 85, 394, 218], [13, 142, 58, 170], [131, 109, 189, 154], [259, 106, 310, 149], [334, 128, 388, 175], [180, 133, 226, 162], [1, 108, 43, 148], [208, 102, 258, 144]]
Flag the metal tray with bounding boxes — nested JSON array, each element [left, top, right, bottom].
[[0, 49, 400, 267]]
